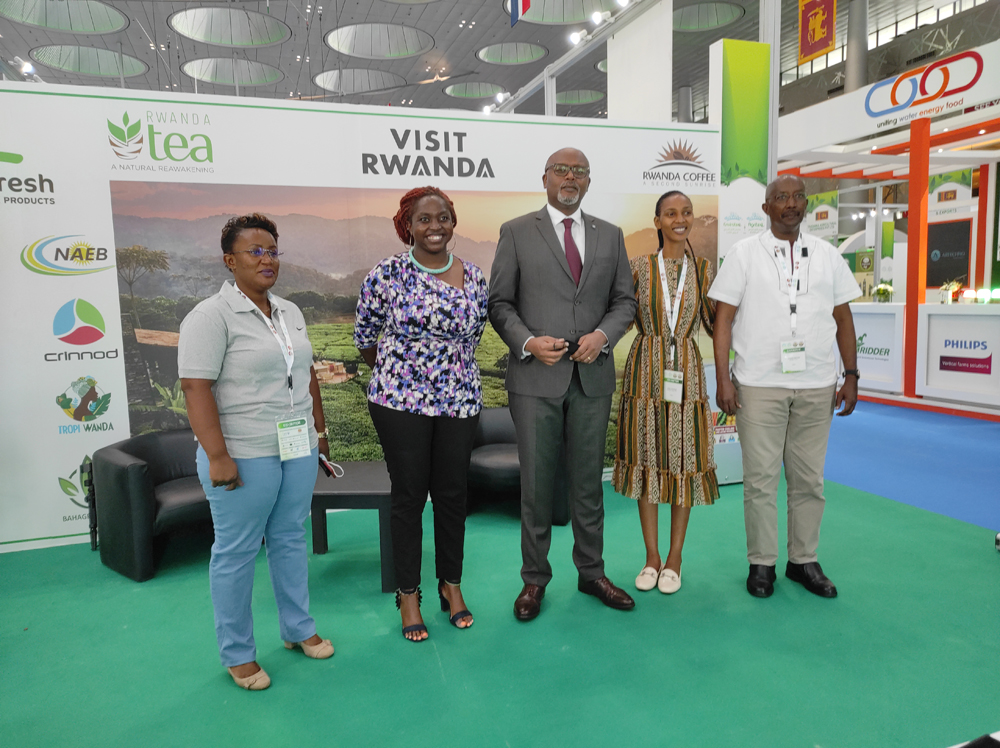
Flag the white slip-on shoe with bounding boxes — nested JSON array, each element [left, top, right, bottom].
[[634, 566, 659, 591], [657, 567, 681, 594]]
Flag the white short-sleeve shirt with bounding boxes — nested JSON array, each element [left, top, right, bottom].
[[178, 281, 318, 459], [708, 230, 861, 389]]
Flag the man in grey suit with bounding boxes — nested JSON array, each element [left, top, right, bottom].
[[489, 147, 638, 620]]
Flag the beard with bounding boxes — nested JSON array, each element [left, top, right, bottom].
[[557, 191, 580, 206]]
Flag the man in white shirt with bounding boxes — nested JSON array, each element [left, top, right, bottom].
[[489, 147, 638, 620], [709, 175, 861, 599]]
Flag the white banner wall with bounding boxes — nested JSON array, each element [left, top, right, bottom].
[[0, 83, 721, 552]]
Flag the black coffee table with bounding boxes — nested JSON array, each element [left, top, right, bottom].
[[312, 460, 395, 592]]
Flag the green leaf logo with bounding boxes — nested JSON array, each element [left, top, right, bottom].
[[108, 111, 143, 160], [59, 460, 90, 509]]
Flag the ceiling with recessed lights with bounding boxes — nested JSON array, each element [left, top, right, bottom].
[[0, 0, 992, 119]]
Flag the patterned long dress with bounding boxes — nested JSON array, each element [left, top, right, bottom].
[[612, 249, 720, 507]]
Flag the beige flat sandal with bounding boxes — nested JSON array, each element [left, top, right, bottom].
[[284, 638, 335, 659], [228, 666, 271, 691]]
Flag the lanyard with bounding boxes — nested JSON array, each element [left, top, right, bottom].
[[657, 252, 688, 366], [772, 241, 802, 335], [234, 286, 296, 408]]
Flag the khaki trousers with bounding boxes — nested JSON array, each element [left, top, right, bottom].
[[734, 382, 836, 566]]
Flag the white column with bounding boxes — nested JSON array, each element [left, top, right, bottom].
[[678, 85, 693, 123], [759, 0, 780, 183], [607, 0, 672, 122]]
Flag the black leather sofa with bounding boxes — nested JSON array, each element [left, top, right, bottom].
[[92, 429, 209, 581], [468, 407, 569, 526]]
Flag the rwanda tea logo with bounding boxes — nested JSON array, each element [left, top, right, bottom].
[[108, 112, 143, 159], [53, 299, 106, 345], [56, 376, 111, 423], [643, 140, 716, 185], [21, 235, 113, 276]]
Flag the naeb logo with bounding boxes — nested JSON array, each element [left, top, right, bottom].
[[21, 235, 113, 276], [53, 299, 106, 345]]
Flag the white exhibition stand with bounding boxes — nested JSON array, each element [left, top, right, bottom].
[[916, 304, 1000, 408], [851, 303, 905, 394]]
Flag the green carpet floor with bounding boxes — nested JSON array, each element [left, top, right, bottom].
[[2, 481, 997, 748]]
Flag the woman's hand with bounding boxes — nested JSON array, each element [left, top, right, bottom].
[[318, 437, 331, 460], [209, 454, 243, 491]]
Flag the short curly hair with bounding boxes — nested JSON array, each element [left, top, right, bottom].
[[392, 187, 457, 245], [221, 213, 279, 254]]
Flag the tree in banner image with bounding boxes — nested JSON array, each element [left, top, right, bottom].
[[116, 245, 170, 327]]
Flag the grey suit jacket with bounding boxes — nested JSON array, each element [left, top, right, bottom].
[[488, 206, 638, 399]]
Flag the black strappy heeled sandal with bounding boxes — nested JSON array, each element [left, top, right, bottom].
[[438, 580, 473, 629], [395, 588, 427, 642]]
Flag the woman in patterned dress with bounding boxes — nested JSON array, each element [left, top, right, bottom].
[[612, 191, 719, 595], [354, 186, 488, 642]]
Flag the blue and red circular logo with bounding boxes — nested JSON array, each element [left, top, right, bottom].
[[53, 299, 106, 345]]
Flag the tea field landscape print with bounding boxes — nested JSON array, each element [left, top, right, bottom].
[[109, 181, 717, 463]]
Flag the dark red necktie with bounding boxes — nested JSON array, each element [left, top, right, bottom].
[[562, 217, 582, 285]]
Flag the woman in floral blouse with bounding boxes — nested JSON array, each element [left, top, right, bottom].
[[354, 186, 489, 642]]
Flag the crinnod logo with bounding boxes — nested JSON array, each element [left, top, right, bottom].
[[21, 235, 113, 276], [109, 110, 214, 172], [642, 141, 717, 185], [0, 148, 56, 205], [865, 50, 983, 120], [47, 299, 119, 361], [56, 376, 114, 434]]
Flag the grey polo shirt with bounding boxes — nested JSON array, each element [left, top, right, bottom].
[[178, 281, 318, 459]]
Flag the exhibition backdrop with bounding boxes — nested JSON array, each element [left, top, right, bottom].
[[0, 83, 727, 552]]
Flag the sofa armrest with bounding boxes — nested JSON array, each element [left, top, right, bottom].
[[93, 445, 159, 582]]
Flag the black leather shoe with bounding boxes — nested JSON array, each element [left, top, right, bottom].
[[746, 564, 777, 598], [514, 584, 545, 621], [785, 561, 837, 598], [578, 577, 635, 610]]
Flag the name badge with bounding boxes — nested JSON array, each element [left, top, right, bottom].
[[780, 339, 807, 373], [662, 369, 684, 403], [276, 414, 312, 461]]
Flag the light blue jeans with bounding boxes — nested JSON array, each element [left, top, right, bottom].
[[196, 446, 318, 667]]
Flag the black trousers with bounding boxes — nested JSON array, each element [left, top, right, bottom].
[[368, 402, 480, 591]]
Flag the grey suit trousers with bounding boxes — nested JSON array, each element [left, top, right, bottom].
[[509, 366, 611, 586]]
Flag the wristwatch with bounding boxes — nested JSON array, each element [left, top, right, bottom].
[[843, 369, 860, 379], [317, 429, 329, 440]]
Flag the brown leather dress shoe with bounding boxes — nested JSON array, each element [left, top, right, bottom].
[[578, 576, 635, 610], [513, 584, 545, 621]]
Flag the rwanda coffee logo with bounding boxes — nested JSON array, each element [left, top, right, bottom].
[[56, 376, 112, 423], [643, 140, 716, 185], [21, 235, 113, 276], [108, 112, 143, 159], [53, 299, 106, 345]]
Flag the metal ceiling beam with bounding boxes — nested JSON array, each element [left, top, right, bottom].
[[496, 0, 659, 114]]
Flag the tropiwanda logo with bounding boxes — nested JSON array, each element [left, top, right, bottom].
[[47, 299, 119, 362], [0, 148, 56, 206], [643, 141, 717, 186], [865, 50, 983, 120], [56, 376, 114, 434], [21, 236, 113, 276]]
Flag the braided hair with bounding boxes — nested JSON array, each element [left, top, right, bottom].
[[392, 186, 458, 245], [654, 190, 691, 248]]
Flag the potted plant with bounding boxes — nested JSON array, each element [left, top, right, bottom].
[[873, 282, 893, 303]]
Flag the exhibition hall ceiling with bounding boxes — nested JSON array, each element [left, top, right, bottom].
[[0, 0, 975, 118]]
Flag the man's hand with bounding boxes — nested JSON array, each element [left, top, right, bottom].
[[526, 336, 569, 366], [209, 454, 243, 491], [716, 379, 740, 416], [570, 330, 608, 364], [835, 376, 858, 416]]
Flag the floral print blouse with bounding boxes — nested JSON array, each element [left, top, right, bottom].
[[354, 253, 489, 418]]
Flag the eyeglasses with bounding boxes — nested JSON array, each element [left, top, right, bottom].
[[546, 163, 591, 178], [232, 247, 283, 259], [770, 192, 807, 204]]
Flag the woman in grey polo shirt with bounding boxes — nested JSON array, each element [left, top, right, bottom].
[[179, 213, 333, 691]]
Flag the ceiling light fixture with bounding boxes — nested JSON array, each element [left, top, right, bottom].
[[617, 0, 630, 7], [592, 10, 612, 25], [870, 209, 877, 217], [496, 91, 511, 104], [570, 29, 591, 44]]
